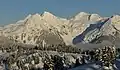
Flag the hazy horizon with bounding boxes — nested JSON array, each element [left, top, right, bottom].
[[0, 0, 120, 25]]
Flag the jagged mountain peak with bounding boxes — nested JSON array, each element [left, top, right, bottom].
[[24, 12, 55, 22]]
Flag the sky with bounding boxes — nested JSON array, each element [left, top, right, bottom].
[[0, 0, 120, 25]]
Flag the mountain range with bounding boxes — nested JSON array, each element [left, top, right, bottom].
[[0, 11, 120, 49]]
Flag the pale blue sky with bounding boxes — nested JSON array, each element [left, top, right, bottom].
[[0, 0, 119, 25]]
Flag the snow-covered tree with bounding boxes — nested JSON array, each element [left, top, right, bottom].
[[100, 46, 116, 70]]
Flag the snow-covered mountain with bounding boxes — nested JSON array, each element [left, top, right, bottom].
[[0, 11, 120, 47]]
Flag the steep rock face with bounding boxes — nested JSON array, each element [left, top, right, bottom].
[[68, 12, 102, 40], [73, 17, 120, 49], [91, 16, 120, 45]]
